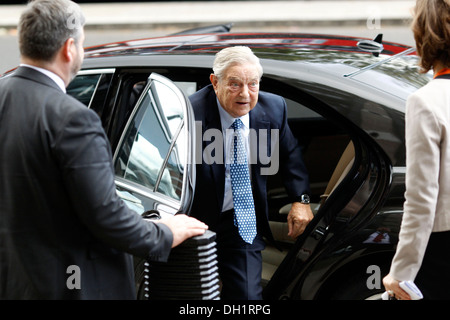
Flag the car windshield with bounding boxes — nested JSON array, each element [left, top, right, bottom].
[[252, 47, 431, 93], [342, 49, 432, 90]]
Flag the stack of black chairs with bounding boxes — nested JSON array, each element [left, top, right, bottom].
[[144, 230, 220, 300]]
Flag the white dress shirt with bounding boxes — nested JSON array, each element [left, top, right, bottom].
[[217, 99, 251, 212], [20, 64, 66, 93]]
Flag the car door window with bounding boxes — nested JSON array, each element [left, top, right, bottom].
[[67, 73, 101, 106], [67, 69, 115, 115], [114, 73, 192, 207]]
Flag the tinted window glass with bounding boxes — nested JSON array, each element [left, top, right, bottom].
[[115, 77, 186, 201], [67, 74, 101, 107], [156, 130, 185, 198], [115, 91, 170, 193]]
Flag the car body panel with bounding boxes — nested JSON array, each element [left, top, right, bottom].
[[2, 31, 431, 299], [77, 32, 432, 300]]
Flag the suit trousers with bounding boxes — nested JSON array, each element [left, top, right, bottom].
[[414, 230, 450, 299], [216, 209, 266, 300]]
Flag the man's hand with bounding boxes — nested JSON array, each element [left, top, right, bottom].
[[156, 214, 208, 248], [287, 202, 314, 239]]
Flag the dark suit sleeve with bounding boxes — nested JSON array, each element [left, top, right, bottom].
[[54, 105, 173, 262]]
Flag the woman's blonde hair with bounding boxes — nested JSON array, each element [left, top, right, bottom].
[[412, 0, 450, 73]]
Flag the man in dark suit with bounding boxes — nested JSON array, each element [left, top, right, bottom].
[[189, 46, 313, 299], [0, 0, 207, 299]]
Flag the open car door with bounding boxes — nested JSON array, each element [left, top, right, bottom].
[[113, 73, 196, 218]]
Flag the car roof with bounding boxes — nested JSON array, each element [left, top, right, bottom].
[[84, 32, 411, 59], [83, 32, 430, 102]]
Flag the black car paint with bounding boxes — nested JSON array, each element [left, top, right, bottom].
[[5, 32, 430, 299], [81, 33, 430, 300]]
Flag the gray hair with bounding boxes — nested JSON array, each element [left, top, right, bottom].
[[212, 46, 263, 80], [19, 0, 85, 62]]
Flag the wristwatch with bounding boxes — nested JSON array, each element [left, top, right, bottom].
[[300, 194, 310, 204]]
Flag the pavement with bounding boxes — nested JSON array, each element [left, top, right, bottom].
[[0, 1, 415, 30]]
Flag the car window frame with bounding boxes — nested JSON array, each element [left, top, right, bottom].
[[113, 72, 196, 216], [67, 68, 115, 109]]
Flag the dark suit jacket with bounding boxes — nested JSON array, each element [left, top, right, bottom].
[[0, 67, 173, 299], [189, 85, 310, 241]]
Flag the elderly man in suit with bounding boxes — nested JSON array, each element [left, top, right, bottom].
[[189, 46, 314, 300], [0, 0, 207, 299]]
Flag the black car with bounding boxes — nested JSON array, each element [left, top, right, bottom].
[[7, 29, 431, 300]]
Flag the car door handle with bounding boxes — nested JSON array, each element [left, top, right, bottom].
[[142, 209, 161, 220], [312, 226, 328, 240]]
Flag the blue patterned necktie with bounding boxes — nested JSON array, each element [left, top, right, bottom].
[[230, 119, 257, 244]]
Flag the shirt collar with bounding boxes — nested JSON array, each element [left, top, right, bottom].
[[20, 64, 66, 93], [216, 98, 250, 131]]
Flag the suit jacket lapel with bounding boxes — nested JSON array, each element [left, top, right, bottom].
[[201, 90, 271, 211], [249, 103, 270, 176], [203, 92, 226, 211]]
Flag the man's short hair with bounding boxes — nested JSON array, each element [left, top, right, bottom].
[[18, 0, 85, 62], [212, 46, 263, 80]]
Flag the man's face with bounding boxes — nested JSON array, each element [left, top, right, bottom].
[[211, 63, 260, 118]]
